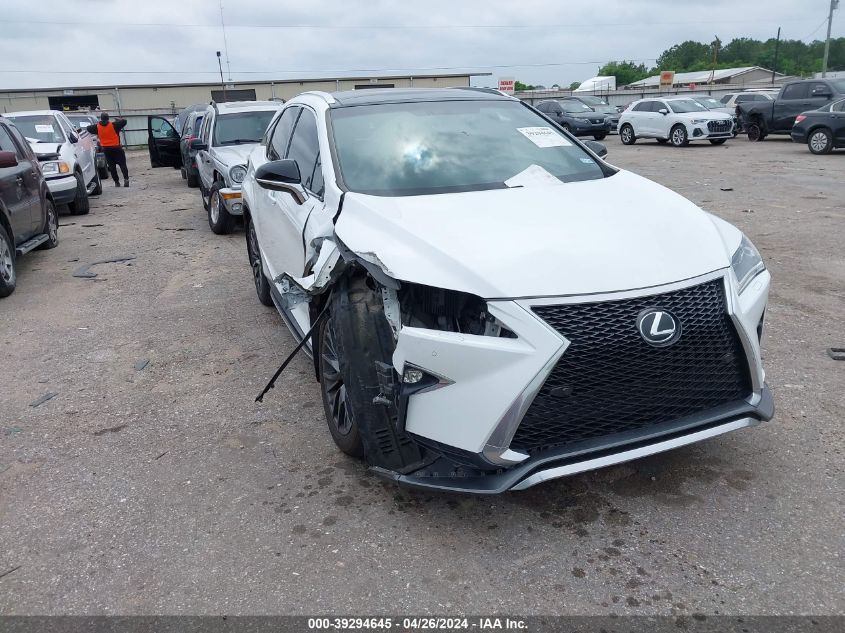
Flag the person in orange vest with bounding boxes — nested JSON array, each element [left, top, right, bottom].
[[86, 112, 129, 187]]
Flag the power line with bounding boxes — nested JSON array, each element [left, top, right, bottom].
[[0, 59, 660, 76], [0, 18, 819, 30]]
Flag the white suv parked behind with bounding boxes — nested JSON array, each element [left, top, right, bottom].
[[5, 110, 99, 215], [619, 97, 734, 147], [191, 100, 282, 234]]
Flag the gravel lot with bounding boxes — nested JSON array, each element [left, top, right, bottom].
[[1, 138, 842, 616]]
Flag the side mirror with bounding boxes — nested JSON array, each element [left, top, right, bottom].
[[658, 108, 669, 115], [583, 140, 607, 158], [68, 132, 78, 143], [0, 150, 18, 168], [189, 139, 207, 151], [255, 159, 306, 204]]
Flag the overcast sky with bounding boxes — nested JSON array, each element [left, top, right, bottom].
[[0, 0, 840, 90]]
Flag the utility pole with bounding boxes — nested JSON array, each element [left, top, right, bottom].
[[772, 27, 781, 84], [219, 0, 232, 81], [822, 0, 839, 78], [216, 51, 227, 102]]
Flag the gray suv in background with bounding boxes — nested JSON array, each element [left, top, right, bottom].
[[536, 99, 611, 140], [563, 95, 621, 131]]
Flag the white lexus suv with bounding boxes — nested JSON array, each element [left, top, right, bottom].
[[243, 89, 772, 493], [619, 97, 734, 147]]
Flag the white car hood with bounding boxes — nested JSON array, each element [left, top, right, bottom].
[[30, 142, 65, 157], [335, 170, 733, 298], [213, 144, 255, 166], [676, 111, 733, 122]]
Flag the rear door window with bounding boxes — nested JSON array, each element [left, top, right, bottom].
[[0, 123, 22, 157]]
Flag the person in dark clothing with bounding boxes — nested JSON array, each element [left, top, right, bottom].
[[86, 112, 129, 187]]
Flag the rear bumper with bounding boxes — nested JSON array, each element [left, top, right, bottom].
[[381, 386, 773, 493], [46, 175, 78, 204], [790, 130, 807, 143]]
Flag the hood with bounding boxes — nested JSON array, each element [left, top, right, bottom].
[[335, 170, 733, 299], [212, 144, 255, 166], [30, 143, 63, 158], [675, 111, 733, 121]]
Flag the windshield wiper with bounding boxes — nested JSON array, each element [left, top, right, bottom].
[[220, 138, 258, 145]]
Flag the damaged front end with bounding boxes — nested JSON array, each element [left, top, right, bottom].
[[262, 232, 531, 486]]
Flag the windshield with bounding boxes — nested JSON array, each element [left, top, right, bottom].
[[66, 115, 94, 127], [213, 111, 276, 146], [561, 101, 593, 113], [5, 115, 66, 143], [578, 96, 608, 106], [330, 100, 607, 196], [694, 97, 722, 109], [668, 99, 709, 113]]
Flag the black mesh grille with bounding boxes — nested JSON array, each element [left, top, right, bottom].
[[511, 279, 752, 454], [707, 120, 732, 133]]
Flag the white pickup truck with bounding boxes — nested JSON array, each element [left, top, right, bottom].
[[5, 110, 100, 215]]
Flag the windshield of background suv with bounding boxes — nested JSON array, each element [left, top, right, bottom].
[[213, 111, 276, 146], [668, 99, 709, 113], [6, 115, 66, 143], [66, 115, 95, 128], [578, 96, 608, 106], [831, 79, 845, 93], [330, 100, 607, 196], [561, 101, 594, 113], [694, 97, 722, 109]]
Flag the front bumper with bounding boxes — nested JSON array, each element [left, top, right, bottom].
[[689, 122, 734, 140], [386, 269, 772, 492], [220, 186, 243, 215], [572, 121, 612, 137], [381, 387, 773, 493], [46, 175, 78, 205]]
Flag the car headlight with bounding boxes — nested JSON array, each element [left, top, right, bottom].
[[731, 235, 766, 294], [691, 119, 708, 124], [229, 164, 247, 184], [40, 161, 70, 176]]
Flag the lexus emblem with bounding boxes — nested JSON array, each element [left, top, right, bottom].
[[637, 309, 681, 347]]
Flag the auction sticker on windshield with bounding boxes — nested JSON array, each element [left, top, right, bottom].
[[517, 126, 572, 148], [35, 125, 55, 133]]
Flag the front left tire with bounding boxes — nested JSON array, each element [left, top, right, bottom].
[[207, 181, 234, 235], [670, 125, 689, 147], [620, 124, 636, 145], [38, 200, 59, 250], [593, 132, 607, 141], [68, 171, 90, 215]]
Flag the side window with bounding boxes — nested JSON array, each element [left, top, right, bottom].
[[833, 100, 845, 112], [286, 109, 321, 195], [202, 113, 212, 143], [309, 154, 325, 198], [550, 102, 563, 114], [632, 102, 649, 112], [0, 124, 22, 157], [719, 94, 732, 104], [7, 124, 35, 161], [268, 107, 299, 160], [781, 83, 809, 100], [536, 103, 547, 113], [735, 94, 752, 104], [810, 82, 831, 97]]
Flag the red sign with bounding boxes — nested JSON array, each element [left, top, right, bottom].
[[498, 77, 515, 95]]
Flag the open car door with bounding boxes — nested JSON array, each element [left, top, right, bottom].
[[147, 116, 182, 168]]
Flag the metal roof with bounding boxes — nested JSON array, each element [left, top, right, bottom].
[[627, 67, 781, 88]]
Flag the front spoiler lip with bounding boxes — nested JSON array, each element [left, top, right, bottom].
[[376, 385, 774, 494]]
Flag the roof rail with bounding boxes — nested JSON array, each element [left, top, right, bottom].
[[298, 90, 336, 104]]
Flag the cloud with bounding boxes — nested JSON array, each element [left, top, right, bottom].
[[0, 0, 838, 89]]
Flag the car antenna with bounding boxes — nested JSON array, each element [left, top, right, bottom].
[[254, 301, 331, 403]]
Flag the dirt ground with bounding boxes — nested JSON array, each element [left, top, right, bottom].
[[1, 138, 843, 615]]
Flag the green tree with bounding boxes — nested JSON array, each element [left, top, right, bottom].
[[569, 81, 581, 90], [597, 61, 650, 86], [655, 40, 712, 71], [514, 80, 536, 91]]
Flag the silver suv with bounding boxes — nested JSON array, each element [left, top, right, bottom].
[[191, 101, 282, 234]]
